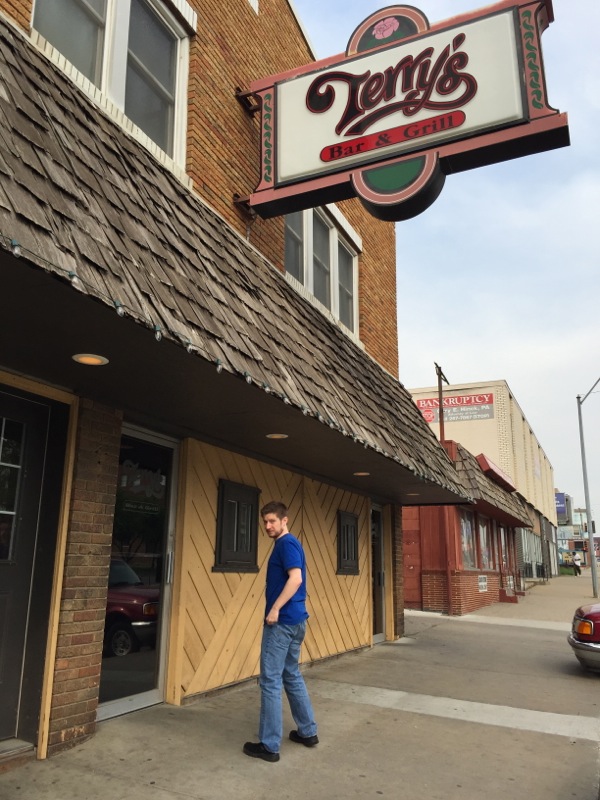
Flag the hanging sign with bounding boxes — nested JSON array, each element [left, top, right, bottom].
[[248, 0, 569, 220]]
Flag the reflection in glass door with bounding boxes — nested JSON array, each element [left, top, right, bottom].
[[99, 432, 176, 714]]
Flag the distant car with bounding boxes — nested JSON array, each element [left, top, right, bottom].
[[104, 559, 160, 657], [567, 603, 600, 673]]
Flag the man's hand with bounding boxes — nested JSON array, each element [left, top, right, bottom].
[[265, 607, 279, 625]]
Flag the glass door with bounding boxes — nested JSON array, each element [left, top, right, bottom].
[[371, 507, 385, 643], [98, 430, 177, 718]]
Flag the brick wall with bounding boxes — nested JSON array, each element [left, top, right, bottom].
[[391, 504, 404, 637], [47, 400, 122, 756], [422, 570, 502, 615], [3, 0, 29, 29]]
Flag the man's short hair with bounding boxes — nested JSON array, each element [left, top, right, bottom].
[[261, 501, 288, 519]]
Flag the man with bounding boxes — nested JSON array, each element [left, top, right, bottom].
[[573, 551, 582, 576], [243, 501, 318, 763]]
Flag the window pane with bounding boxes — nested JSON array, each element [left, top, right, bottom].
[[479, 518, 492, 570], [0, 467, 19, 512], [238, 503, 253, 553], [338, 511, 359, 574], [338, 243, 354, 330], [460, 511, 477, 568], [125, 0, 176, 154], [33, 0, 106, 83], [0, 513, 14, 561], [128, 0, 176, 91], [1, 419, 24, 465], [225, 499, 239, 550], [0, 417, 23, 515], [313, 213, 331, 308], [285, 213, 304, 283]]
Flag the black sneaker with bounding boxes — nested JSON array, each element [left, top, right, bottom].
[[289, 730, 319, 747], [243, 742, 280, 762]]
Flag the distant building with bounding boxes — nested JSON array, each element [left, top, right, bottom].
[[409, 380, 557, 583], [557, 498, 600, 565], [404, 441, 533, 615], [555, 491, 573, 526]]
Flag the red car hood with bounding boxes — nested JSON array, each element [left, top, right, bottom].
[[108, 585, 160, 602], [575, 603, 600, 619]]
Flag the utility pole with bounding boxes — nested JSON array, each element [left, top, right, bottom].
[[435, 362, 449, 444], [434, 363, 453, 615], [577, 377, 600, 599]]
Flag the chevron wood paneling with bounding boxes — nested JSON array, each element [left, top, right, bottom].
[[174, 439, 372, 701]]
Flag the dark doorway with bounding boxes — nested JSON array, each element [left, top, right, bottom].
[[0, 386, 67, 742]]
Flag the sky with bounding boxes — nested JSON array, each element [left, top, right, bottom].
[[290, 0, 600, 518]]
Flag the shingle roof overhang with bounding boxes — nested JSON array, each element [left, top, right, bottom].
[[451, 443, 532, 527], [0, 20, 470, 507]]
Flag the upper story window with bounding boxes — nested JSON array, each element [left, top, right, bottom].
[[32, 0, 195, 162], [284, 207, 360, 335]]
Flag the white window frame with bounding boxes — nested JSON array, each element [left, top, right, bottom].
[[31, 0, 195, 169], [285, 205, 361, 337]]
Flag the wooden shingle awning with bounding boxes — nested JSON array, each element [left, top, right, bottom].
[[0, 19, 470, 506], [447, 443, 532, 527]]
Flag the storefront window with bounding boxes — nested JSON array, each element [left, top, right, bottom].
[[0, 417, 24, 560], [499, 525, 508, 569], [478, 517, 493, 570], [460, 509, 477, 569]]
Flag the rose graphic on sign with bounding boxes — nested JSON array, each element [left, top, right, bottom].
[[373, 17, 400, 40]]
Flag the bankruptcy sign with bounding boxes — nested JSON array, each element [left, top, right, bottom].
[[417, 393, 495, 423], [248, 1, 569, 220]]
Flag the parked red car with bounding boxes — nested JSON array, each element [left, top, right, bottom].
[[568, 603, 600, 673], [104, 559, 160, 657]]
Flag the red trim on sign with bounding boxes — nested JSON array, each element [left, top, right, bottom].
[[351, 151, 439, 205], [320, 112, 465, 163]]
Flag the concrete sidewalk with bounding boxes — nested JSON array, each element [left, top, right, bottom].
[[412, 570, 598, 628], [464, 570, 598, 623], [1, 574, 598, 800]]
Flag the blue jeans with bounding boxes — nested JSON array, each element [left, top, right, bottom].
[[258, 620, 317, 753]]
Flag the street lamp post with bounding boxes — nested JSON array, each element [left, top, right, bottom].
[[576, 377, 600, 599]]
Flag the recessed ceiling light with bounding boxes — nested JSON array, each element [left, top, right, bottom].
[[266, 433, 288, 439], [353, 471, 370, 476], [406, 492, 420, 496], [72, 353, 109, 366]]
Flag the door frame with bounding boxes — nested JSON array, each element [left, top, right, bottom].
[[0, 369, 78, 761], [97, 424, 179, 721]]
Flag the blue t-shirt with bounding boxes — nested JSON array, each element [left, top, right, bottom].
[[265, 533, 308, 625]]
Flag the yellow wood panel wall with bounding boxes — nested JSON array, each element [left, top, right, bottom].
[[174, 439, 371, 701]]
